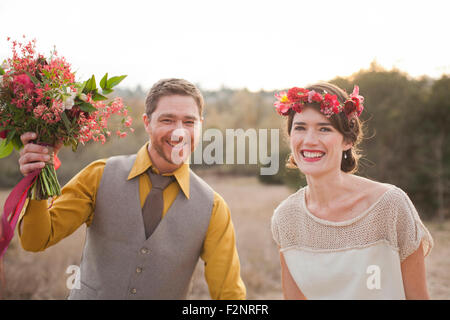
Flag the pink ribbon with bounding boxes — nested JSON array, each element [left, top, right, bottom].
[[0, 169, 41, 259]]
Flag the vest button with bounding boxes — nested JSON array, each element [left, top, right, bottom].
[[140, 247, 149, 254], [136, 267, 143, 273], [130, 288, 137, 294]]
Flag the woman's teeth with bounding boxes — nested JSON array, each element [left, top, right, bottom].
[[301, 151, 325, 158]]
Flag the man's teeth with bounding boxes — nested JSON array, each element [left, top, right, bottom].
[[167, 140, 185, 147], [302, 151, 324, 158]]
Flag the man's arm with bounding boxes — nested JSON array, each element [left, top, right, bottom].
[[200, 193, 246, 300], [19, 159, 105, 251], [17, 132, 105, 251]]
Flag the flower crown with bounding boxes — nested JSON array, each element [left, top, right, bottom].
[[274, 85, 364, 118]]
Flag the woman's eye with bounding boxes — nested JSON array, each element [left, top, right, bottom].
[[320, 127, 332, 132], [294, 126, 305, 131]]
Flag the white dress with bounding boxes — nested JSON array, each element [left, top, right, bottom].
[[271, 184, 433, 300]]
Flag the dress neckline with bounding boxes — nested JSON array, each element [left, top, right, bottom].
[[300, 184, 395, 227]]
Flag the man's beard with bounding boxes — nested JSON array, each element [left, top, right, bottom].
[[151, 138, 192, 166], [152, 139, 176, 165]]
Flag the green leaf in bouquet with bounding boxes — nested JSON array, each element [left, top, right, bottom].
[[70, 137, 78, 152], [5, 129, 16, 145], [79, 102, 97, 112], [11, 135, 23, 150], [106, 75, 127, 89], [25, 72, 40, 86], [61, 111, 72, 132], [83, 75, 97, 93], [42, 69, 52, 80], [0, 139, 13, 159], [0, 66, 4, 75], [78, 80, 87, 93], [93, 92, 108, 101], [102, 88, 113, 95], [100, 73, 108, 90]]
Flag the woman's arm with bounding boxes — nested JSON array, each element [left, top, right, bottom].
[[401, 241, 430, 300], [279, 251, 307, 300]]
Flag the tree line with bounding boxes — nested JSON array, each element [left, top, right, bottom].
[[0, 63, 448, 220]]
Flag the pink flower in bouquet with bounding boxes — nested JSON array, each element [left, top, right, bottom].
[[124, 116, 133, 127], [0, 37, 133, 199], [0, 37, 134, 262], [12, 74, 35, 95]]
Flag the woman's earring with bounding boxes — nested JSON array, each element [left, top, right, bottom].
[[344, 151, 348, 160]]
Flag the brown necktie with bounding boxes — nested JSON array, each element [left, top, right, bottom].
[[142, 170, 174, 239]]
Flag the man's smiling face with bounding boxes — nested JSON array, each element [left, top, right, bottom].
[[143, 94, 202, 173]]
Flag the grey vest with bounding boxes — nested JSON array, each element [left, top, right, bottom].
[[68, 154, 214, 299]]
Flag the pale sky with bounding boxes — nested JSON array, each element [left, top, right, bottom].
[[1, 0, 449, 91]]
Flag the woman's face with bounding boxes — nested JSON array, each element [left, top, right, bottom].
[[290, 107, 352, 178]]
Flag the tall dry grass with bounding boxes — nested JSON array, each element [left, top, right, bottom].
[[1, 175, 449, 299]]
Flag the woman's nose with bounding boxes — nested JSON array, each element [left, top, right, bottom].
[[303, 129, 318, 145]]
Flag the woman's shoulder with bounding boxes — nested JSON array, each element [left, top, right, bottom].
[[274, 187, 305, 212], [349, 175, 409, 206], [271, 186, 307, 247], [272, 186, 307, 225]]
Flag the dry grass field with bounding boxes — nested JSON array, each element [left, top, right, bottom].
[[0, 175, 449, 300]]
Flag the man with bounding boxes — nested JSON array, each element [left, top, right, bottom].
[[17, 78, 246, 299]]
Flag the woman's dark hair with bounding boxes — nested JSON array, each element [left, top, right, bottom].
[[286, 82, 363, 173]]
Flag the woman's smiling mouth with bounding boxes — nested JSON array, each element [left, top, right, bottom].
[[301, 150, 325, 162]]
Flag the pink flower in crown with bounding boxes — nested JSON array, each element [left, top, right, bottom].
[[292, 102, 303, 113], [344, 100, 357, 116], [308, 90, 323, 103], [287, 87, 309, 103], [349, 85, 364, 116], [321, 93, 340, 116], [274, 91, 291, 115]]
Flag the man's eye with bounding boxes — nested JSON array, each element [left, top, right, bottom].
[[294, 126, 305, 131], [161, 119, 173, 123], [184, 121, 195, 126]]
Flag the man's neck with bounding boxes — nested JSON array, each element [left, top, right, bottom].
[[147, 147, 182, 174]]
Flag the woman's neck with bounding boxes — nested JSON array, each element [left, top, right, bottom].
[[305, 170, 353, 209]]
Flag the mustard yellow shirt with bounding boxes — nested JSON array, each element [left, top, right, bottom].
[[18, 143, 246, 300]]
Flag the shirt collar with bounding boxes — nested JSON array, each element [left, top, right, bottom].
[[127, 142, 190, 199]]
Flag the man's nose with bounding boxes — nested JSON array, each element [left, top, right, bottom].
[[170, 127, 189, 142]]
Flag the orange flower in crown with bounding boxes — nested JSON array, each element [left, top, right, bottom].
[[274, 85, 364, 118]]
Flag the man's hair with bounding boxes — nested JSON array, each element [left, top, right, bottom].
[[145, 78, 204, 117]]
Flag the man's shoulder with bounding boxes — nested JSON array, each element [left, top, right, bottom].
[[188, 170, 229, 210], [189, 170, 215, 193]]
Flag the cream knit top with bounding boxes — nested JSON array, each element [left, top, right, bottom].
[[271, 184, 433, 300]]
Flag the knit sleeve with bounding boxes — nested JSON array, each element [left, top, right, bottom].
[[271, 209, 281, 247], [395, 188, 433, 261]]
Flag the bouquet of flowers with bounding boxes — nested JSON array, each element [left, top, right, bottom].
[[0, 37, 133, 200], [0, 37, 133, 258]]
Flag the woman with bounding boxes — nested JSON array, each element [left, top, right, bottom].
[[271, 82, 433, 299]]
